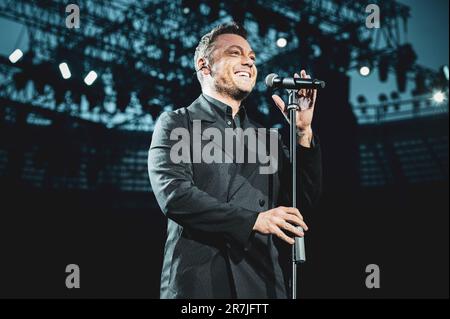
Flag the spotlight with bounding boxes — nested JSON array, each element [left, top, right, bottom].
[[58, 62, 72, 79], [9, 49, 23, 63], [84, 71, 98, 86], [276, 38, 287, 48], [432, 91, 446, 104], [359, 66, 370, 77], [442, 65, 449, 81]]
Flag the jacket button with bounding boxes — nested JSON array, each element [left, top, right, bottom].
[[259, 199, 265, 207]]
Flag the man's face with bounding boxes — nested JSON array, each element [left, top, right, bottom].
[[208, 33, 257, 101]]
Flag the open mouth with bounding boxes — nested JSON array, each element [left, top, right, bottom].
[[234, 71, 251, 78]]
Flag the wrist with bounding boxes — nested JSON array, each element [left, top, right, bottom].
[[297, 126, 313, 147]]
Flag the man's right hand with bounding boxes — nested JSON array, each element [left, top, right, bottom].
[[252, 206, 308, 245]]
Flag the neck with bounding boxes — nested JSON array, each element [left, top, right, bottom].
[[203, 87, 241, 118]]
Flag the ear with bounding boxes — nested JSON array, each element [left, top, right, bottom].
[[197, 57, 210, 75]]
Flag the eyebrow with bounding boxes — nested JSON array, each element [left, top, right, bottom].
[[226, 45, 256, 57]]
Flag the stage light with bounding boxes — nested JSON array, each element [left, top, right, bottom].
[[84, 71, 98, 86], [276, 38, 287, 48], [9, 49, 23, 63], [443, 65, 449, 81], [183, 7, 190, 14], [432, 91, 445, 104], [58, 62, 72, 79], [359, 66, 370, 76]]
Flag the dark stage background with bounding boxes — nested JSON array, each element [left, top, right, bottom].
[[0, 0, 448, 298]]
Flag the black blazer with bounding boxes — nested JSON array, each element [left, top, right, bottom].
[[148, 94, 322, 298]]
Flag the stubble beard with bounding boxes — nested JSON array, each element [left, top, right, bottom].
[[214, 72, 252, 102]]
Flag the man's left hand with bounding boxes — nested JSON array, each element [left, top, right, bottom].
[[271, 69, 317, 147]]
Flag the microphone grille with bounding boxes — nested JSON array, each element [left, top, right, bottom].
[[265, 73, 278, 88]]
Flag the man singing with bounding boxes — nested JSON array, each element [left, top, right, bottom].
[[148, 22, 322, 299]]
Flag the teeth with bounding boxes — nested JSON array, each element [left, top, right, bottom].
[[236, 72, 250, 78]]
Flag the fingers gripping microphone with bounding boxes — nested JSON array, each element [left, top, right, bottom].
[[265, 73, 326, 90]]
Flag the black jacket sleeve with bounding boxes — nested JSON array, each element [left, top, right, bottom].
[[278, 135, 323, 213], [148, 111, 259, 249]]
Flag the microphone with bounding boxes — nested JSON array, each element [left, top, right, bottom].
[[265, 73, 326, 90]]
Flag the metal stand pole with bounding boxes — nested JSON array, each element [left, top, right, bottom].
[[287, 89, 306, 299]]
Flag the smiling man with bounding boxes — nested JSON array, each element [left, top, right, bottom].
[[148, 22, 322, 299]]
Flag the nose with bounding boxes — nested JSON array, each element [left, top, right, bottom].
[[241, 55, 254, 68]]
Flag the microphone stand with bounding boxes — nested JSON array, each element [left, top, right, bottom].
[[287, 89, 306, 299]]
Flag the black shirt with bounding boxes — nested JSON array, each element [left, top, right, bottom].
[[202, 93, 316, 148], [202, 93, 248, 129]]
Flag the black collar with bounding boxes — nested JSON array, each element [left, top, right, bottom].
[[186, 94, 255, 131], [202, 93, 247, 123]]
